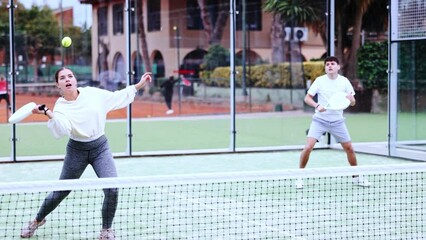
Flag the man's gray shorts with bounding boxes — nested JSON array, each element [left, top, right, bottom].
[[307, 116, 351, 143]]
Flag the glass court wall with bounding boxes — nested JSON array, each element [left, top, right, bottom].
[[0, 0, 424, 161], [388, 0, 426, 160]]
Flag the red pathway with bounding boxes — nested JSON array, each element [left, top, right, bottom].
[[0, 93, 273, 123]]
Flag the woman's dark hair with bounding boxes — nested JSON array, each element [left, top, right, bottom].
[[54, 67, 73, 83]]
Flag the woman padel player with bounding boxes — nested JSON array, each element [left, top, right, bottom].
[[21, 67, 151, 239]]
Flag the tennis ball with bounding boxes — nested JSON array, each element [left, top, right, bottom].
[[61, 36, 72, 48]]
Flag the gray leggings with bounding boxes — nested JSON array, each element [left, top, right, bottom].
[[35, 135, 118, 229]]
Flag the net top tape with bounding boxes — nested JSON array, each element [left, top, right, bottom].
[[1, 163, 425, 194]]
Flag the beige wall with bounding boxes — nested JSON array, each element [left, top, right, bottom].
[[90, 0, 326, 80]]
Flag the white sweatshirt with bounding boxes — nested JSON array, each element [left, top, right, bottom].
[[47, 86, 137, 142], [307, 74, 355, 122]]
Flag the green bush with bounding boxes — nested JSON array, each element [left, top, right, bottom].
[[357, 41, 388, 92], [202, 44, 230, 71]]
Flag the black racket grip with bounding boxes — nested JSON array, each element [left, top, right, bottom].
[[38, 104, 46, 111]]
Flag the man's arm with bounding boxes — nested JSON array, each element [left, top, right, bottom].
[[347, 93, 356, 106], [304, 94, 318, 108]]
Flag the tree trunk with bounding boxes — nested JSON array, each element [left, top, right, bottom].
[[370, 89, 383, 113], [98, 41, 109, 73], [196, 0, 228, 45], [197, 0, 212, 41], [32, 61, 39, 83], [335, 11, 343, 62], [137, 0, 152, 73], [345, 5, 363, 87], [210, 0, 229, 45], [270, 14, 285, 64]]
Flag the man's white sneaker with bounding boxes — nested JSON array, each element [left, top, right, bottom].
[[99, 228, 115, 240], [20, 219, 46, 238], [166, 109, 174, 115], [353, 176, 371, 187], [295, 179, 304, 189]]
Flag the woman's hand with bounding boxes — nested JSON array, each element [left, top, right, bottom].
[[32, 104, 45, 115], [32, 104, 51, 117], [135, 72, 152, 90]]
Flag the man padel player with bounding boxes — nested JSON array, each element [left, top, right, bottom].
[[296, 56, 371, 189], [20, 67, 152, 239]]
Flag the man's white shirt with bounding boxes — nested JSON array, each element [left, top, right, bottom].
[[307, 74, 355, 122]]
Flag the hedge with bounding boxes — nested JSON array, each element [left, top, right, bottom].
[[200, 61, 325, 88]]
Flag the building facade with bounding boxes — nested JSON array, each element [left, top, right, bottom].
[[81, 0, 325, 83]]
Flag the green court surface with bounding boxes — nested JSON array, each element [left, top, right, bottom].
[[1, 112, 425, 158], [0, 149, 416, 182], [0, 112, 389, 157], [0, 150, 423, 239]]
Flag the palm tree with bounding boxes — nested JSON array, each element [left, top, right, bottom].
[[264, 0, 325, 89], [264, 0, 325, 60]]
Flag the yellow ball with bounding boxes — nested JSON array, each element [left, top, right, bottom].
[[61, 36, 72, 48]]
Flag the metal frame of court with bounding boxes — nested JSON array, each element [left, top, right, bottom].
[[387, 0, 426, 160], [3, 0, 426, 162]]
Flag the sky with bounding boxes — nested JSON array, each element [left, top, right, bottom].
[[20, 0, 92, 27]]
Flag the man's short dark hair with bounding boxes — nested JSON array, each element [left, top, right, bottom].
[[324, 56, 340, 65]]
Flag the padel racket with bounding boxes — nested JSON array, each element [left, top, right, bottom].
[[324, 92, 351, 110], [8, 102, 36, 124], [181, 76, 191, 86]]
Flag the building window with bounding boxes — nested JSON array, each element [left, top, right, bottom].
[[98, 6, 108, 36], [236, 0, 262, 31], [147, 0, 161, 32], [113, 4, 124, 35]]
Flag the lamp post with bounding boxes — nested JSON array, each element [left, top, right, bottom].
[[8, 0, 17, 161], [135, 0, 141, 84], [60, 0, 64, 66], [173, 25, 181, 114], [241, 0, 247, 96], [326, 0, 335, 56]]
